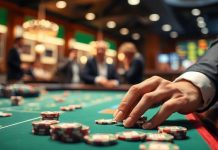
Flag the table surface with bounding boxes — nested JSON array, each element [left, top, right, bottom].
[[0, 90, 215, 150]]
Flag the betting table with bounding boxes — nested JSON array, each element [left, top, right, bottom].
[[0, 84, 217, 150]]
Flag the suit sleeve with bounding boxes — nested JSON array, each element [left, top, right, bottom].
[[7, 49, 21, 70], [186, 40, 218, 111], [81, 59, 96, 84]]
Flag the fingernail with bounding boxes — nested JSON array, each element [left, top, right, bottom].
[[123, 117, 133, 127], [113, 109, 119, 117], [142, 122, 152, 129], [114, 111, 124, 121]]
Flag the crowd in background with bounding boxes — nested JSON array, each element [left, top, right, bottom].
[[7, 37, 144, 87]]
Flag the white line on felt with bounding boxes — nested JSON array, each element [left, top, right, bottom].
[[0, 117, 41, 130]]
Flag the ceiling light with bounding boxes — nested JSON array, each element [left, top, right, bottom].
[[106, 21, 116, 29], [170, 31, 178, 38], [162, 24, 172, 32], [132, 33, 140, 40], [201, 28, 208, 34], [197, 16, 204, 22], [120, 28, 129, 35], [56, 1, 67, 9], [197, 21, 206, 28], [191, 8, 201, 16], [85, 12, 96, 20], [128, 0, 140, 5], [149, 14, 160, 22]]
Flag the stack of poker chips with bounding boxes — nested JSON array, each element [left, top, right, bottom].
[[32, 120, 59, 135], [139, 141, 180, 150], [158, 126, 187, 139], [50, 123, 90, 143], [40, 111, 60, 120], [10, 96, 23, 106], [60, 104, 82, 111], [84, 133, 117, 146]]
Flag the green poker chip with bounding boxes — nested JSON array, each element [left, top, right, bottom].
[[84, 133, 117, 146], [139, 142, 180, 150]]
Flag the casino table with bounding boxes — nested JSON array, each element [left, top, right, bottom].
[[0, 84, 218, 150]]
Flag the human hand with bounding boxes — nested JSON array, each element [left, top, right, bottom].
[[104, 80, 119, 88], [95, 76, 108, 86], [113, 76, 203, 129]]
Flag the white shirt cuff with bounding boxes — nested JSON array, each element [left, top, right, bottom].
[[94, 76, 105, 84], [174, 71, 216, 111]]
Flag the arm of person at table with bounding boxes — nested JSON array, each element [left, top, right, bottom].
[[113, 39, 218, 129]]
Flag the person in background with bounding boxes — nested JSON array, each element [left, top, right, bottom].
[[81, 40, 119, 88], [114, 39, 218, 129], [55, 49, 81, 83], [118, 42, 144, 84], [7, 37, 25, 83]]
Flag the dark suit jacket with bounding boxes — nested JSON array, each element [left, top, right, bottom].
[[81, 57, 119, 84], [56, 60, 81, 83], [7, 47, 23, 81], [186, 39, 218, 111], [125, 54, 144, 84]]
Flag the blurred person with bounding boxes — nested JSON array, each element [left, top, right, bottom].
[[55, 49, 82, 83], [81, 40, 119, 87], [114, 39, 218, 129], [7, 37, 25, 83], [118, 42, 144, 84]]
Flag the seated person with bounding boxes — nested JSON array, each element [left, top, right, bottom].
[[118, 42, 144, 84], [81, 40, 119, 87], [55, 49, 82, 83]]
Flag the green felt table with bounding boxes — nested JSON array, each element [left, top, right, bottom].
[[0, 90, 214, 150]]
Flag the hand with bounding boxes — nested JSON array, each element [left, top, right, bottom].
[[104, 80, 119, 88], [95, 76, 108, 86], [113, 76, 203, 129]]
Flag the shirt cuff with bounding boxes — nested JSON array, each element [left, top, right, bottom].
[[174, 71, 216, 111], [94, 76, 105, 84]]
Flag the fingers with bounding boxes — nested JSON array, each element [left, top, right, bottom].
[[114, 76, 163, 122], [123, 88, 174, 127], [142, 98, 182, 129]]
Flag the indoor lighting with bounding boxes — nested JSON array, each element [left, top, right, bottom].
[[120, 28, 129, 35], [132, 33, 140, 40], [80, 56, 88, 64], [85, 12, 96, 20], [106, 57, 114, 64], [22, 3, 59, 37], [201, 28, 209, 34], [197, 16, 204, 22], [191, 8, 201, 16], [197, 21, 206, 28], [106, 21, 116, 29], [35, 43, 46, 54], [56, 1, 67, 9], [162, 24, 172, 32], [149, 14, 160, 22], [170, 31, 178, 38], [118, 53, 125, 61], [128, 0, 140, 5]]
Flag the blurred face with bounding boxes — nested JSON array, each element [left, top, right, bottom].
[[124, 51, 135, 62], [17, 39, 24, 48], [69, 50, 77, 60], [95, 42, 107, 62]]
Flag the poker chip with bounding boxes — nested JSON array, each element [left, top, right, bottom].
[[95, 119, 117, 125], [158, 126, 187, 140], [139, 142, 180, 150], [32, 120, 59, 135], [60, 106, 75, 111], [71, 104, 82, 109], [53, 96, 65, 102], [40, 111, 60, 120], [146, 133, 174, 142], [50, 122, 89, 143], [84, 133, 117, 146], [0, 111, 12, 117], [10, 96, 23, 106], [116, 130, 146, 141], [135, 116, 148, 128]]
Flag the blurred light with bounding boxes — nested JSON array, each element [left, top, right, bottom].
[[162, 24, 172, 32], [128, 0, 140, 5], [201, 28, 209, 34], [132, 33, 140, 40], [191, 8, 201, 16], [118, 53, 125, 61], [35, 44, 45, 54], [106, 21, 116, 29], [197, 16, 204, 22], [85, 12, 95, 20], [197, 21, 206, 28], [170, 31, 178, 38], [14, 25, 23, 37], [106, 57, 114, 64], [120, 28, 129, 35], [56, 1, 67, 9], [80, 56, 88, 64], [149, 14, 160, 22]]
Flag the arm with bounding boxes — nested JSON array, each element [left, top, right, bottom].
[[81, 58, 96, 84]]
